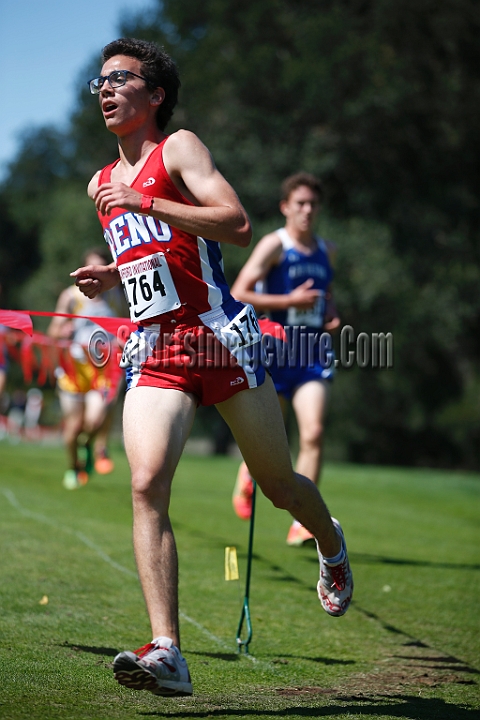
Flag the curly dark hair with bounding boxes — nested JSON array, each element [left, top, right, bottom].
[[280, 172, 324, 203], [101, 38, 181, 131]]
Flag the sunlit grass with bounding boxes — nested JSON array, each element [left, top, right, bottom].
[[0, 442, 478, 719]]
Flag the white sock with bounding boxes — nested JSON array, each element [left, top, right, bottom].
[[323, 544, 345, 565], [151, 636, 173, 648]]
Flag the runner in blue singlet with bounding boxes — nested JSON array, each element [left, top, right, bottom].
[[231, 172, 340, 546]]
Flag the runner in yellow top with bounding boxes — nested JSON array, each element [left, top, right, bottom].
[[48, 247, 126, 489]]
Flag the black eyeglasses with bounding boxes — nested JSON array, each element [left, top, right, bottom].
[[87, 70, 150, 95]]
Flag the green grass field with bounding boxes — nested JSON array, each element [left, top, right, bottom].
[[0, 442, 479, 719]]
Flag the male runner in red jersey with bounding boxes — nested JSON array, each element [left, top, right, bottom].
[[72, 38, 353, 698]]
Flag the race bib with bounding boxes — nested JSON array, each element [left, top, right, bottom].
[[118, 252, 181, 323], [221, 304, 261, 355], [286, 292, 325, 328]]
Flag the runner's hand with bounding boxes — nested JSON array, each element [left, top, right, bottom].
[[93, 182, 144, 216], [70, 264, 120, 298], [288, 279, 320, 309]]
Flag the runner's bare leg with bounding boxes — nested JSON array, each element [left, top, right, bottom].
[[122, 386, 197, 648], [292, 379, 329, 485], [59, 393, 85, 470], [217, 375, 341, 557]]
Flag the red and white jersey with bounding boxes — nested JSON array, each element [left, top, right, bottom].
[[97, 136, 233, 326]]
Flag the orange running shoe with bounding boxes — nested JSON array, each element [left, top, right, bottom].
[[286, 522, 315, 547], [232, 462, 254, 520], [63, 469, 89, 490], [95, 456, 115, 474], [94, 450, 114, 475], [77, 471, 89, 486]]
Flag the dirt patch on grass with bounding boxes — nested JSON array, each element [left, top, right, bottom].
[[275, 642, 478, 698], [338, 667, 476, 697]]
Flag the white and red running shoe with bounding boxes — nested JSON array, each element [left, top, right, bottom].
[[317, 518, 353, 617], [113, 636, 193, 696]]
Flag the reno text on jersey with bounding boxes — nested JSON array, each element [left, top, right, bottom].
[[104, 212, 172, 259]]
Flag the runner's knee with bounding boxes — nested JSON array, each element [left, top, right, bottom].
[[300, 420, 324, 450], [63, 417, 83, 443], [131, 467, 172, 505], [83, 416, 105, 436], [257, 474, 297, 511]]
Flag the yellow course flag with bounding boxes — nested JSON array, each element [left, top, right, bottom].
[[225, 547, 239, 581]]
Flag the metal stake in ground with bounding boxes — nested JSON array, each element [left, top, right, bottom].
[[236, 479, 256, 654]]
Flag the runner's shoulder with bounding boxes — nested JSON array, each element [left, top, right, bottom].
[[164, 130, 211, 165], [87, 170, 101, 199], [256, 231, 284, 262], [165, 128, 202, 147], [55, 285, 77, 313]]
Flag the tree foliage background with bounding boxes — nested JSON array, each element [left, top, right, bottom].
[[1, 0, 479, 468]]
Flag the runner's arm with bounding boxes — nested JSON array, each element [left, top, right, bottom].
[[70, 172, 121, 298], [47, 288, 75, 339], [231, 233, 321, 313], [92, 131, 251, 247]]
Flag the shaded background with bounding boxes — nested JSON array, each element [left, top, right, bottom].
[[1, 0, 479, 468]]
